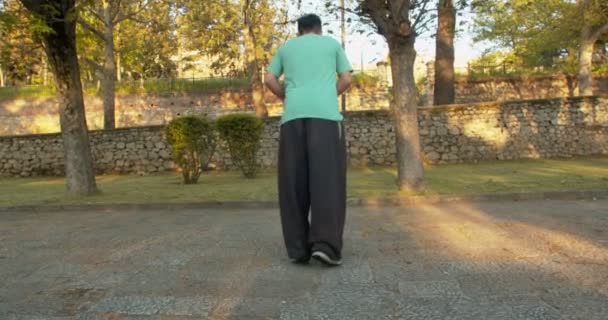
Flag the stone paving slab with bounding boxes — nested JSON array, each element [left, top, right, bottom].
[[1, 199, 607, 319]]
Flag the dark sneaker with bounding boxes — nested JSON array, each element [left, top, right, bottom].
[[312, 250, 342, 266]]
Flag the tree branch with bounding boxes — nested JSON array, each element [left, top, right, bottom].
[[77, 17, 105, 40], [114, 0, 152, 24], [361, 0, 391, 36], [591, 22, 608, 42], [112, 0, 123, 21], [125, 15, 150, 26], [394, 0, 409, 22], [83, 57, 103, 72], [18, 0, 44, 14], [412, 0, 433, 31], [275, 18, 297, 26], [83, 5, 104, 23], [334, 5, 364, 17]]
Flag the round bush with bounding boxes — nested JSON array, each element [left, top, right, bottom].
[[165, 116, 217, 184], [216, 113, 264, 178]]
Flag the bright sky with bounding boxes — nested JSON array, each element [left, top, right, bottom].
[[286, 2, 490, 69]]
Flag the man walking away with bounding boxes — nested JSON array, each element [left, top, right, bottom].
[[264, 14, 353, 266]]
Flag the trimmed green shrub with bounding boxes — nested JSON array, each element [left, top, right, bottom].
[[165, 116, 217, 184], [216, 113, 264, 178]]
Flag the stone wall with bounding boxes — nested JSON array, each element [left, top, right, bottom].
[[0, 88, 388, 136], [453, 75, 608, 104], [1, 96, 606, 177], [3, 75, 607, 136], [417, 97, 608, 163]]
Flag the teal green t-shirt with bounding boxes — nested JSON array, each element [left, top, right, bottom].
[[267, 34, 353, 124]]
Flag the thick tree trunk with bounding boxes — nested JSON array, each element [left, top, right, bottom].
[[389, 39, 424, 189], [102, 0, 116, 129], [21, 0, 97, 196], [243, 0, 267, 117], [434, 0, 456, 105], [578, 25, 595, 96]]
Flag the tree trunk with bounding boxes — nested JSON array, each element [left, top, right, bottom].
[[434, 0, 456, 105], [102, 0, 116, 129], [389, 39, 424, 189], [0, 65, 4, 87], [243, 0, 267, 117], [116, 24, 122, 82], [176, 22, 185, 79], [578, 25, 595, 96], [42, 58, 48, 86], [21, 0, 97, 196]]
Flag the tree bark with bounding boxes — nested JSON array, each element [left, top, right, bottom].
[[243, 0, 268, 117], [116, 24, 122, 82], [578, 39, 594, 96], [20, 0, 97, 196], [176, 42, 184, 78], [42, 58, 48, 86], [0, 65, 4, 87], [102, 0, 117, 129], [389, 38, 424, 189], [578, 23, 595, 96], [434, 0, 456, 105]]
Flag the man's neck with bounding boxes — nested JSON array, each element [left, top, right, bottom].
[[300, 31, 320, 37]]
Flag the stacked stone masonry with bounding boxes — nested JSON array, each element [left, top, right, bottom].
[[0, 89, 388, 136], [4, 75, 607, 137], [0, 96, 606, 177], [453, 75, 608, 104]]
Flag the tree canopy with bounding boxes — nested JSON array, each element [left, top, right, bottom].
[[472, 0, 608, 75], [1, 0, 288, 87]]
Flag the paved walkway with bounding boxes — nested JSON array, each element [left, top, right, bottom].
[[1, 200, 608, 320]]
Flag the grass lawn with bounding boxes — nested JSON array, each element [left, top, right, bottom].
[[0, 85, 57, 99], [0, 78, 250, 100], [0, 157, 607, 207]]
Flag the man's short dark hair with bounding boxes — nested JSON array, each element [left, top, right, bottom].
[[297, 14, 322, 34]]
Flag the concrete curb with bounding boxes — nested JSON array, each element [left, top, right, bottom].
[[0, 190, 607, 213]]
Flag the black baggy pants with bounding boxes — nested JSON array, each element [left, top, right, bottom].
[[278, 118, 347, 260]]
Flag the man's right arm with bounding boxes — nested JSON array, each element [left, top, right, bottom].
[[265, 48, 285, 99], [264, 72, 285, 100]]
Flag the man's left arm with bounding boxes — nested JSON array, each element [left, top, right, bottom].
[[336, 43, 353, 96]]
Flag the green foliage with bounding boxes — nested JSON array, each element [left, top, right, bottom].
[[216, 113, 264, 178], [0, 77, 249, 99], [117, 0, 178, 80], [466, 51, 520, 78], [471, 0, 608, 74], [176, 0, 288, 76], [0, 84, 54, 99], [114, 77, 250, 95], [165, 116, 217, 184], [415, 75, 428, 105], [75, 0, 179, 87], [472, 0, 575, 69], [352, 73, 380, 91], [0, 0, 46, 86]]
